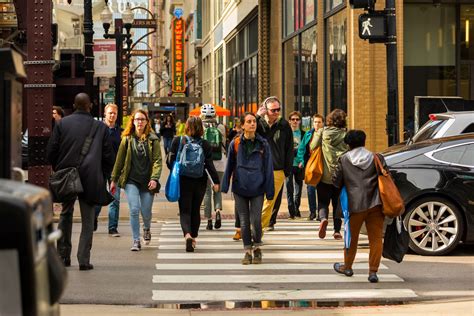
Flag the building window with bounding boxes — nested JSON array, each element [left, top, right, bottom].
[[284, 0, 316, 37], [226, 18, 258, 119], [283, 25, 317, 121], [325, 12, 347, 113], [325, 0, 344, 13], [215, 47, 223, 105]]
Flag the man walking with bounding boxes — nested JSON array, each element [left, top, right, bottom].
[[94, 103, 123, 236], [47, 93, 115, 271], [256, 96, 293, 230]]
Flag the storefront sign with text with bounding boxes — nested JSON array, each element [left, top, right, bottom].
[[171, 17, 186, 94]]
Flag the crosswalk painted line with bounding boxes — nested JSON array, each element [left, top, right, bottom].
[[152, 289, 418, 302], [155, 263, 389, 270], [157, 252, 369, 259], [152, 219, 416, 303], [153, 274, 403, 283]]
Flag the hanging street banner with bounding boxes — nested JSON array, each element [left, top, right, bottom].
[[93, 39, 116, 77], [122, 54, 130, 116], [171, 8, 186, 95]]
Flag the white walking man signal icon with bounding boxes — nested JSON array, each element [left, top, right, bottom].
[[362, 18, 373, 36]]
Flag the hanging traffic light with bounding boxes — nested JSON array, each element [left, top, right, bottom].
[[349, 0, 376, 10]]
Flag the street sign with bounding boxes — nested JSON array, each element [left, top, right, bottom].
[[132, 19, 157, 28], [130, 49, 153, 57], [129, 96, 202, 104], [358, 12, 386, 41], [93, 39, 116, 77]]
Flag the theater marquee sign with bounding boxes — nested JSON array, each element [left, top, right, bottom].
[[171, 8, 186, 95]]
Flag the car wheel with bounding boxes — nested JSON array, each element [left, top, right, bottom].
[[404, 197, 464, 256]]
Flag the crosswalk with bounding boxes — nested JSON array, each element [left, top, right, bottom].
[[150, 220, 417, 304]]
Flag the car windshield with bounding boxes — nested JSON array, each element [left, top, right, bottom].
[[412, 119, 446, 143]]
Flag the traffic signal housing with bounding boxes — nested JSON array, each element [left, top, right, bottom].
[[350, 0, 376, 10]]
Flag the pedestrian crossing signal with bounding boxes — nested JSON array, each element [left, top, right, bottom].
[[350, 0, 376, 10]]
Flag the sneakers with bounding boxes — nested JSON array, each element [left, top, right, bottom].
[[318, 219, 328, 239], [333, 232, 342, 240], [233, 229, 241, 241], [143, 229, 151, 245], [333, 262, 353, 277], [287, 215, 295, 220], [214, 210, 222, 229], [206, 219, 213, 230], [241, 252, 252, 265], [265, 225, 275, 232], [368, 272, 379, 283], [253, 248, 262, 264], [130, 240, 141, 251], [108, 228, 120, 237], [79, 263, 94, 271], [307, 213, 316, 221]]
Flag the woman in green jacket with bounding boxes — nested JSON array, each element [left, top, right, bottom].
[[110, 109, 162, 251], [309, 109, 348, 240]]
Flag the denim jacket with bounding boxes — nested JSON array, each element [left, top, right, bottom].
[[221, 134, 275, 199]]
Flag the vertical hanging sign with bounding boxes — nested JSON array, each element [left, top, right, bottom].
[[172, 8, 186, 95]]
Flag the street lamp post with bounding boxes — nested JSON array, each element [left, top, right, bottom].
[[100, 2, 134, 126]]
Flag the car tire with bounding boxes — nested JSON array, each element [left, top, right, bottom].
[[403, 196, 464, 256]]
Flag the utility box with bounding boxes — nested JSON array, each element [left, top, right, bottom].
[[0, 47, 26, 180], [0, 180, 67, 316]]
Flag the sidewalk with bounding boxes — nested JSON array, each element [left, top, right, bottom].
[[60, 299, 474, 315]]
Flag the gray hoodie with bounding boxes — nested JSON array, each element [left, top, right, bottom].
[[346, 147, 374, 170]]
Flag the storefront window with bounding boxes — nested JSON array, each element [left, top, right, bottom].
[[301, 25, 317, 117], [305, 0, 316, 25], [285, 0, 316, 36], [461, 4, 474, 100], [326, 12, 347, 112], [404, 4, 457, 127], [215, 47, 223, 105], [325, 0, 344, 13], [285, 0, 295, 36], [283, 36, 299, 115]]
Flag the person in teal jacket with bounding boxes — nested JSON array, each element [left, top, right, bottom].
[[294, 114, 324, 220]]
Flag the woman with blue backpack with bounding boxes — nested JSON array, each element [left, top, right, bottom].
[[222, 112, 275, 265], [166, 116, 220, 252]]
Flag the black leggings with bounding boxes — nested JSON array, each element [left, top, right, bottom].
[[178, 177, 207, 238], [317, 182, 342, 233]]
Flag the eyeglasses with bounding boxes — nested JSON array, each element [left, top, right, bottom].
[[268, 108, 281, 113], [134, 118, 147, 122], [290, 118, 301, 121]]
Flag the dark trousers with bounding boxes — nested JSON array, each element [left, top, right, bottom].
[[178, 177, 207, 238], [344, 206, 384, 272], [57, 198, 94, 265], [317, 182, 342, 233], [269, 189, 283, 227], [285, 166, 303, 217], [234, 193, 264, 249], [307, 185, 317, 215], [163, 137, 173, 155]]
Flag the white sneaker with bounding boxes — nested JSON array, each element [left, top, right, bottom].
[[130, 240, 141, 251]]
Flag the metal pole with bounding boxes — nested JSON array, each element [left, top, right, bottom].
[[115, 19, 124, 126], [385, 0, 399, 145], [83, 0, 94, 98]]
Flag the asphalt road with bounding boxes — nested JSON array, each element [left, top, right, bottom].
[[58, 218, 474, 307]]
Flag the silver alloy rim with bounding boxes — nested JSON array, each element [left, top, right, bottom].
[[407, 201, 458, 253]]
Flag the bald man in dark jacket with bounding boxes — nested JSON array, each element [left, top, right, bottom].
[[47, 93, 114, 270]]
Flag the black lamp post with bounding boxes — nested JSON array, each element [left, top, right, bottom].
[[67, 0, 94, 99], [100, 1, 134, 126]]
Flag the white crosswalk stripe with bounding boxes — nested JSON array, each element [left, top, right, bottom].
[[152, 220, 417, 303]]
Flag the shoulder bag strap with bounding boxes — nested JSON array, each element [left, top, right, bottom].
[[77, 121, 99, 167]]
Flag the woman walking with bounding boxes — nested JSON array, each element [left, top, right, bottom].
[[167, 116, 220, 252], [111, 110, 162, 251], [309, 109, 348, 240], [160, 115, 176, 155], [222, 112, 274, 265], [332, 130, 384, 283]]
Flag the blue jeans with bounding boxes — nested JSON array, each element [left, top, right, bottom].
[[307, 185, 317, 215], [163, 137, 173, 155], [234, 193, 264, 249], [285, 166, 303, 217], [94, 180, 121, 231], [203, 171, 223, 219], [124, 183, 154, 241]]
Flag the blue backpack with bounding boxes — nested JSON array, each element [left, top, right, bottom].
[[178, 136, 205, 178]]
